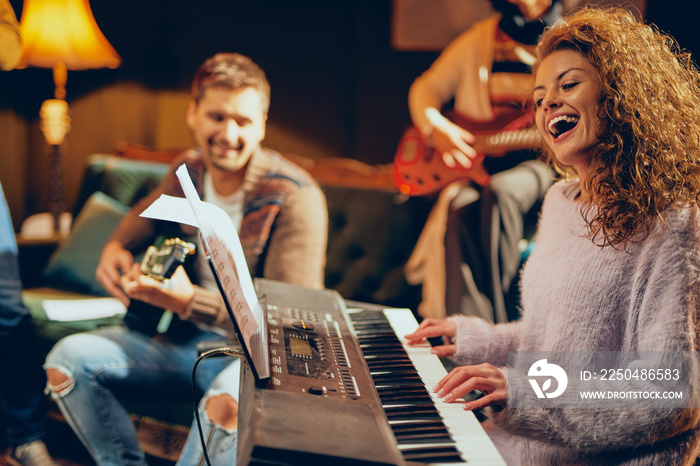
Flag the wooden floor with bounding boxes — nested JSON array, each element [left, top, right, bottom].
[[0, 417, 176, 466]]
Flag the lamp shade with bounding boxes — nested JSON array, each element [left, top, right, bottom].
[[19, 0, 121, 71]]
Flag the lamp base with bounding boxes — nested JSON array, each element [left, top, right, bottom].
[[39, 99, 70, 233], [47, 144, 64, 233]]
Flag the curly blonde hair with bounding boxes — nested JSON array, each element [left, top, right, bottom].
[[536, 7, 700, 247]]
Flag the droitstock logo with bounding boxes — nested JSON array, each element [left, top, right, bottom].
[[528, 359, 568, 399]]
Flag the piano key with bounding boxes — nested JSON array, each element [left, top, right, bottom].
[[371, 372, 423, 383], [390, 420, 454, 445], [384, 405, 443, 421], [380, 394, 434, 404], [348, 307, 507, 465], [366, 360, 415, 368], [352, 309, 504, 465], [400, 446, 464, 463], [392, 422, 449, 435], [376, 385, 427, 393], [370, 369, 421, 377], [395, 433, 454, 445], [381, 308, 506, 465]]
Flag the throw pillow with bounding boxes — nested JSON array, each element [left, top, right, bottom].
[[42, 192, 129, 295]]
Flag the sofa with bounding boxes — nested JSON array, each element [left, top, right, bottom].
[[17, 149, 435, 461]]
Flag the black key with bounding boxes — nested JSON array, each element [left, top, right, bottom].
[[400, 446, 463, 463]]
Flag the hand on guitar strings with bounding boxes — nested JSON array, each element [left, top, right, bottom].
[[120, 264, 195, 316], [434, 362, 508, 411], [404, 318, 457, 358], [429, 119, 478, 169]]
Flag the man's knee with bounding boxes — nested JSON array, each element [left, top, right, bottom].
[[204, 393, 238, 430], [45, 366, 74, 396]]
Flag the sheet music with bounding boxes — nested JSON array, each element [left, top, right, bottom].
[[139, 164, 270, 379], [43, 298, 126, 321]]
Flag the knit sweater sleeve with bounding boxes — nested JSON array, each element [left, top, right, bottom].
[[449, 316, 524, 367], [492, 202, 700, 453]]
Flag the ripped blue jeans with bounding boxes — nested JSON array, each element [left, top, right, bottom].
[[45, 326, 240, 465]]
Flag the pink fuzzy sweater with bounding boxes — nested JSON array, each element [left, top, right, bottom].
[[449, 180, 700, 464]]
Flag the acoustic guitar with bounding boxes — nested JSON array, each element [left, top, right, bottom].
[[393, 111, 543, 196], [123, 237, 196, 336]]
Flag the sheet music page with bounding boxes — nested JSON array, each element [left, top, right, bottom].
[[43, 298, 126, 321], [139, 165, 270, 379]]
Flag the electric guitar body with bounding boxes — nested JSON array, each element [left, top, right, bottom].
[[393, 110, 543, 196]]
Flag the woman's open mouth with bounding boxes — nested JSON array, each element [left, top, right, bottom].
[[548, 115, 580, 139]]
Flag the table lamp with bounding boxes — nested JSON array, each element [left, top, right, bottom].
[[18, 0, 121, 232]]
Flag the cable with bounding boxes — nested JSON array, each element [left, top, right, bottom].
[[191, 347, 243, 466]]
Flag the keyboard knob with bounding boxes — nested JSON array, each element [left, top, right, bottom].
[[308, 386, 324, 395]]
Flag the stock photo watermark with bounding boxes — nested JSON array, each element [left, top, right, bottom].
[[507, 351, 699, 409]]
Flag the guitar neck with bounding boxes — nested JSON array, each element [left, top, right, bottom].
[[473, 128, 542, 155]]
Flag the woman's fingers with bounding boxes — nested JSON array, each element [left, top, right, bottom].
[[434, 363, 508, 410]]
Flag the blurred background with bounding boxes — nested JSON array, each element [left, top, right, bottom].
[[0, 0, 690, 229]]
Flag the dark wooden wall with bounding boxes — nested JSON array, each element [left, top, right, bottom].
[[0, 0, 694, 227]]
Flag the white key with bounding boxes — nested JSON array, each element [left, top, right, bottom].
[[383, 309, 506, 466]]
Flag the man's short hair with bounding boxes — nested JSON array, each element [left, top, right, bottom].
[[191, 53, 271, 113]]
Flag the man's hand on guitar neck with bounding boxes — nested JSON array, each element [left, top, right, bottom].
[[121, 263, 195, 316], [96, 240, 196, 314], [425, 108, 478, 169]]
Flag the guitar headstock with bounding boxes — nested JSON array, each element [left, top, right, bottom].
[[140, 237, 196, 281]]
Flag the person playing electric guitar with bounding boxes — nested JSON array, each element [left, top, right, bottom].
[[404, 0, 563, 324]]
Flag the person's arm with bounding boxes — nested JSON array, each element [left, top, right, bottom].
[[0, 0, 21, 71], [450, 317, 523, 367], [408, 24, 490, 168], [492, 212, 700, 451], [405, 316, 523, 412], [405, 314, 525, 365], [162, 181, 328, 330], [262, 183, 328, 290], [95, 188, 167, 305], [96, 154, 194, 304], [118, 262, 235, 332]]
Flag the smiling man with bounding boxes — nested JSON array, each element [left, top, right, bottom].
[[44, 53, 328, 466]]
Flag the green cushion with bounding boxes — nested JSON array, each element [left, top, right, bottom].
[[42, 192, 129, 295]]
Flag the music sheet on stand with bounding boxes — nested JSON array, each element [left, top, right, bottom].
[[139, 164, 270, 379]]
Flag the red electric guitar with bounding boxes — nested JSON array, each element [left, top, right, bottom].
[[393, 110, 543, 196]]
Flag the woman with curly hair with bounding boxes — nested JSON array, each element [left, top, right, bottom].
[[405, 6, 700, 464]]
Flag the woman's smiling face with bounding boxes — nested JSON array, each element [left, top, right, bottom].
[[533, 49, 603, 181]]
